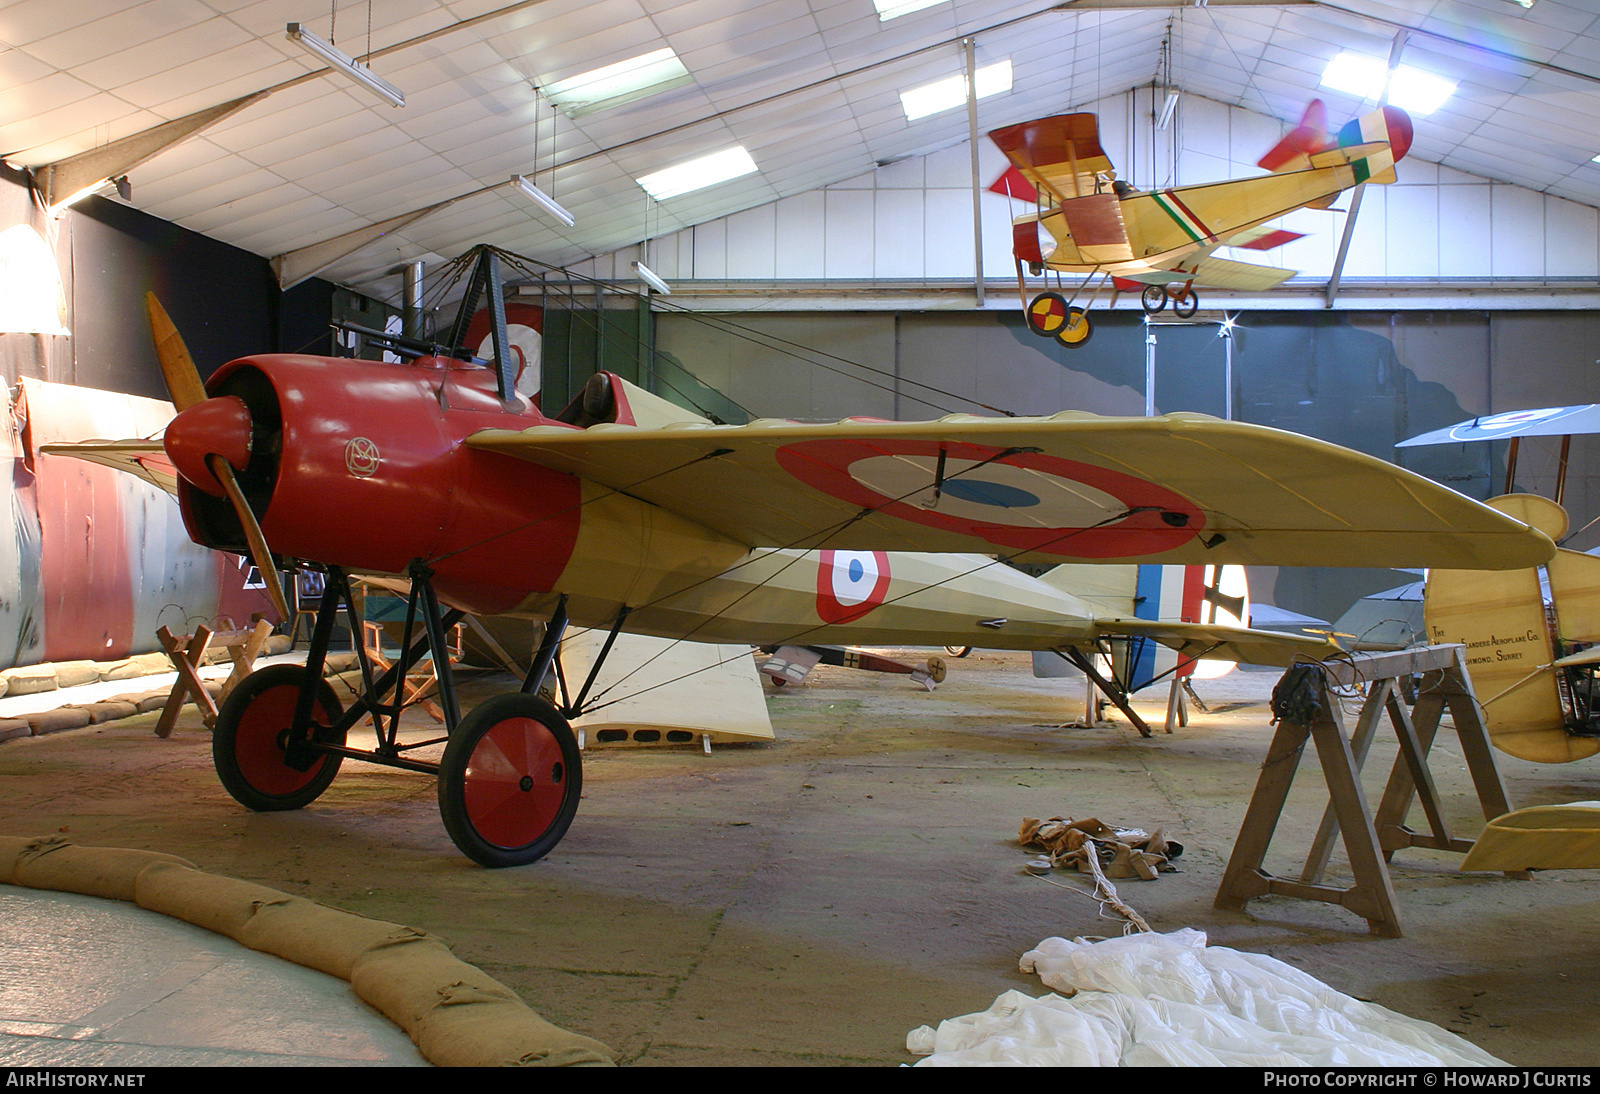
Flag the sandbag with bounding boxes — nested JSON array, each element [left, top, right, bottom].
[[239, 895, 424, 980], [12, 837, 195, 901], [351, 935, 614, 1067], [134, 860, 287, 940]]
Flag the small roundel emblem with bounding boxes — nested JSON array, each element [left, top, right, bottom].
[[344, 437, 381, 478]]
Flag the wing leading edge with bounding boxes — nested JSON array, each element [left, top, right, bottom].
[[466, 412, 1553, 571]]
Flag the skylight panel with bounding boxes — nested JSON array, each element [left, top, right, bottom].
[[544, 48, 692, 118], [874, 0, 944, 20], [900, 61, 1012, 121], [1319, 52, 1456, 116], [636, 146, 759, 201]]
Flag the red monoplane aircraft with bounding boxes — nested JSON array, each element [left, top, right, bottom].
[[66, 246, 1552, 867]]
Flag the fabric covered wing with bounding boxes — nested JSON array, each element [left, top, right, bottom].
[[989, 113, 1115, 201], [1191, 255, 1297, 291], [465, 413, 1553, 571], [38, 440, 176, 495], [1089, 618, 1336, 668]]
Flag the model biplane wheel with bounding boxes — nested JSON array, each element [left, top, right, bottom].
[[213, 664, 346, 812], [944, 645, 972, 658], [926, 655, 948, 683], [438, 693, 582, 868], [1026, 292, 1070, 336], [1172, 289, 1199, 319], [1140, 285, 1167, 314], [1054, 307, 1092, 348]]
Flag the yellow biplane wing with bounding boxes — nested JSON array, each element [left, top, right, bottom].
[[466, 411, 1553, 570], [989, 112, 1116, 201]]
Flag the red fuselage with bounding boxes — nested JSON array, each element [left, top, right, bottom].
[[168, 354, 584, 615]]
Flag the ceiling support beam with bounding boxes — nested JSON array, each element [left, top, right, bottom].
[[273, 201, 459, 291], [271, 179, 523, 289], [964, 38, 985, 309], [1325, 29, 1407, 309], [35, 93, 266, 212]]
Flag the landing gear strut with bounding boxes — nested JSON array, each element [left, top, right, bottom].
[[210, 564, 584, 868]]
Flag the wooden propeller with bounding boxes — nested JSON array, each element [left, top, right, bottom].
[[145, 293, 291, 622]]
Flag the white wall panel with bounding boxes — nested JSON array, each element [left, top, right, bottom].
[[1546, 196, 1599, 278], [924, 190, 972, 278], [1491, 184, 1546, 277], [1439, 184, 1493, 277], [775, 191, 826, 278], [725, 204, 776, 278], [874, 189, 923, 278], [824, 189, 874, 278], [1386, 186, 1440, 278]]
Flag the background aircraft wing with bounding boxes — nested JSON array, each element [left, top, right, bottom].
[[467, 412, 1553, 570], [39, 440, 176, 495], [1088, 618, 1337, 668], [1189, 255, 1297, 291]]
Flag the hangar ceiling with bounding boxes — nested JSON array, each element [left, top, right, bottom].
[[1, 0, 1598, 296]]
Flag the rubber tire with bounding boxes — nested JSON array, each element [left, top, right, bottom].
[[1173, 289, 1199, 318], [1140, 284, 1167, 313], [1055, 306, 1092, 348], [213, 664, 345, 812], [438, 693, 582, 868], [1026, 292, 1069, 336], [944, 645, 973, 658]]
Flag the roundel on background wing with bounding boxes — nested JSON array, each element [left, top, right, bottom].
[[816, 550, 891, 624], [777, 440, 1203, 559], [463, 303, 544, 401]]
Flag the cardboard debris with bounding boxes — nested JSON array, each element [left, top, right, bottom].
[[1019, 816, 1182, 880]]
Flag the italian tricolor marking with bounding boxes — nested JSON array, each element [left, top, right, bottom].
[[1153, 190, 1213, 244]]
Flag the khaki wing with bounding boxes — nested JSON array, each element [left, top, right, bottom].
[[1090, 618, 1338, 668], [465, 412, 1553, 570], [1190, 255, 1297, 291], [38, 440, 176, 495]]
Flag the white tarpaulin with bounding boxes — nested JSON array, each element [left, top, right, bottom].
[[907, 930, 1504, 1067]]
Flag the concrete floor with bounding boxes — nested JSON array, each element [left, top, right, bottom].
[[0, 649, 1597, 1066]]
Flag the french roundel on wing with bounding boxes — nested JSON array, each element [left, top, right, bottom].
[[816, 550, 891, 624]]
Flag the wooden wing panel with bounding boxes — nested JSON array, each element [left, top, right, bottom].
[[1425, 565, 1595, 763], [466, 413, 1553, 571], [1548, 548, 1600, 644], [988, 113, 1115, 201]]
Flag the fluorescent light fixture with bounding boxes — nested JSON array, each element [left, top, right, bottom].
[[874, 0, 944, 19], [633, 261, 671, 295], [636, 146, 758, 201], [510, 175, 575, 227], [1157, 90, 1180, 131], [1319, 51, 1456, 116], [287, 22, 405, 108], [47, 179, 109, 215], [899, 61, 1012, 121], [544, 48, 691, 118]]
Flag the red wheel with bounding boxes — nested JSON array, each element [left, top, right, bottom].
[[1026, 292, 1069, 336], [213, 664, 345, 811], [438, 693, 581, 868]]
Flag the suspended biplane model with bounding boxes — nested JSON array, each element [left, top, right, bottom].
[[993, 99, 1412, 347], [53, 245, 1552, 868], [1399, 408, 1600, 765]]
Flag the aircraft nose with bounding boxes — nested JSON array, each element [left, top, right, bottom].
[[164, 395, 253, 498]]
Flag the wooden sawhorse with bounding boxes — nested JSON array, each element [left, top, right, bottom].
[[1215, 644, 1522, 938], [153, 620, 274, 738]]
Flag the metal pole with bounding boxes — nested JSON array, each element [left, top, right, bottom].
[[1222, 323, 1234, 420], [1145, 319, 1157, 416], [964, 37, 985, 308], [402, 260, 424, 339]]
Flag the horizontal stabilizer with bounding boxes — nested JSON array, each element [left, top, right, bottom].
[[1257, 99, 1332, 174], [467, 411, 1555, 571]]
